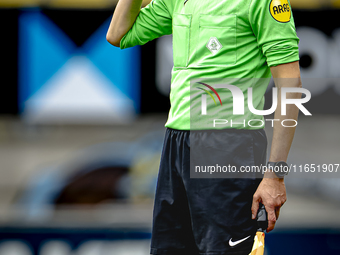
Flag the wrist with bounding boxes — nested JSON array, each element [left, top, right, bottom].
[[266, 161, 289, 179], [268, 156, 287, 162], [263, 169, 285, 181]]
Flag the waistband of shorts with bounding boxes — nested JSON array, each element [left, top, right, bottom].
[[166, 127, 265, 134]]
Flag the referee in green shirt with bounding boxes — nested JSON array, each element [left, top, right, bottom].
[[107, 0, 302, 254]]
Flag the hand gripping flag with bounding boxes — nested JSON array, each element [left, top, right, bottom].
[[249, 203, 267, 255]]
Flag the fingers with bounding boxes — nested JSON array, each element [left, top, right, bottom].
[[267, 220, 276, 232], [251, 178, 287, 232], [251, 193, 260, 219], [275, 207, 281, 220], [266, 205, 277, 232]]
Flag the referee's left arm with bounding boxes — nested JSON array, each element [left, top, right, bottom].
[[249, 0, 301, 233], [268, 61, 302, 165], [251, 61, 302, 233]]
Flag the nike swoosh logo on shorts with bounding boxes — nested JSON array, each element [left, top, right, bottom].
[[229, 235, 251, 247]]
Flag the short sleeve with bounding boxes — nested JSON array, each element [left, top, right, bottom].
[[249, 0, 300, 67], [120, 0, 173, 49]]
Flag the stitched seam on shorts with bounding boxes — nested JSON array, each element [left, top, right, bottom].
[[150, 247, 192, 255], [199, 251, 252, 255]]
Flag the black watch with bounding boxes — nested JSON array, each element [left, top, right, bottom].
[[267, 161, 289, 178]]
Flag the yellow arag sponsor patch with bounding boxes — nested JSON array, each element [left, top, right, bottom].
[[270, 0, 291, 23]]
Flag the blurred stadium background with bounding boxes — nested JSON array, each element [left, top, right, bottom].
[[0, 0, 340, 254]]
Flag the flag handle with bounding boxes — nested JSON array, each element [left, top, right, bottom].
[[256, 203, 268, 232]]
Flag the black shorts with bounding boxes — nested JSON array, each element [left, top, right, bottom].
[[150, 128, 267, 255]]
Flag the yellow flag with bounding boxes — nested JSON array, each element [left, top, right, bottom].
[[249, 231, 265, 255]]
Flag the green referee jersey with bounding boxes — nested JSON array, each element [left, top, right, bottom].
[[119, 0, 300, 130]]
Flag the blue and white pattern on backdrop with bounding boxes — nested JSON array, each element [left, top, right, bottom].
[[19, 10, 141, 124]]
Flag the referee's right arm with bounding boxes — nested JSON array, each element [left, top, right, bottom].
[[106, 0, 172, 49], [106, 0, 143, 47]]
